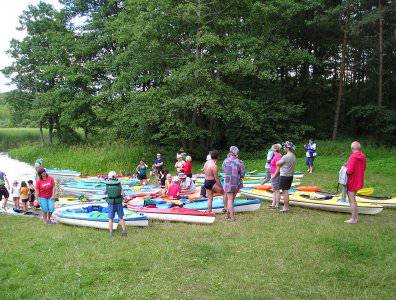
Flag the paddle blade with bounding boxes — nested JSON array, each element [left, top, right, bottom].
[[357, 188, 374, 196]]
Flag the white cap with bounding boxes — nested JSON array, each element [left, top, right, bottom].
[[172, 176, 179, 183]]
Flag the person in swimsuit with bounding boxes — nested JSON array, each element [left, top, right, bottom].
[[203, 150, 223, 212], [28, 180, 36, 209], [136, 160, 148, 185]]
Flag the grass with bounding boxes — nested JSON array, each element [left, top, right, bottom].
[[1, 140, 396, 299], [0, 128, 47, 151]]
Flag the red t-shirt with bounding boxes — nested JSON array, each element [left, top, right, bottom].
[[183, 161, 192, 175], [168, 183, 181, 200], [36, 176, 55, 198]]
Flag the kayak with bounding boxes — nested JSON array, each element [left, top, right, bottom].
[[354, 195, 396, 208], [127, 205, 216, 224], [0, 207, 41, 218], [153, 197, 261, 214], [46, 168, 81, 178], [239, 189, 383, 215], [54, 203, 148, 229]]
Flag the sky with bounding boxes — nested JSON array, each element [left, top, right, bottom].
[[0, 0, 62, 93]]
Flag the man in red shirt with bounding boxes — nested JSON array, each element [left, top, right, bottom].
[[345, 141, 366, 224]]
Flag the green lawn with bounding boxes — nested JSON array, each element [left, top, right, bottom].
[[1, 141, 395, 299]]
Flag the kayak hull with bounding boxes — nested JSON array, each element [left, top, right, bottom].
[[240, 191, 383, 215]]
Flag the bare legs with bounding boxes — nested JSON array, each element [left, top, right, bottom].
[[280, 190, 289, 212], [345, 191, 358, 224], [207, 184, 223, 213], [226, 192, 237, 221], [2, 197, 8, 210], [270, 190, 280, 208], [13, 197, 20, 209]]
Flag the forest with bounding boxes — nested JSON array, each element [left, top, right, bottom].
[[2, 0, 395, 154]]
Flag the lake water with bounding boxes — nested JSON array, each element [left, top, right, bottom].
[[0, 153, 35, 185]]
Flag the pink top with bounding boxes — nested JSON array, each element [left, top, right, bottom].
[[168, 183, 181, 200], [36, 176, 55, 198], [345, 151, 366, 191], [270, 153, 282, 176]]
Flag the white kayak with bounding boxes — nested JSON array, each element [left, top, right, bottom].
[[240, 189, 383, 215]]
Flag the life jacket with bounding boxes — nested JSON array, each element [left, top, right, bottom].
[[105, 180, 123, 205]]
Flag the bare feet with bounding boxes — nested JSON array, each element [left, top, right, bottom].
[[344, 219, 358, 224]]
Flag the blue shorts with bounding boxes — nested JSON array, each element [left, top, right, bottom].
[[306, 157, 315, 166], [39, 197, 55, 213], [108, 203, 124, 220]]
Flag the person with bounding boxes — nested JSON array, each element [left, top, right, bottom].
[[177, 148, 187, 161], [20, 181, 30, 211], [276, 141, 297, 213], [222, 146, 245, 220], [344, 141, 366, 224], [153, 154, 164, 178], [174, 155, 185, 174], [183, 156, 193, 178], [104, 171, 127, 236], [179, 173, 193, 191], [28, 180, 36, 209], [163, 174, 173, 196], [159, 168, 169, 188], [262, 147, 275, 184], [168, 176, 182, 200], [136, 160, 148, 185], [35, 169, 56, 224], [267, 144, 283, 209], [203, 150, 223, 212], [10, 180, 20, 210], [0, 180, 9, 210], [0, 170, 9, 188], [200, 153, 212, 197], [304, 138, 317, 173], [34, 159, 44, 180]]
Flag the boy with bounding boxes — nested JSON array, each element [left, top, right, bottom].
[[105, 171, 127, 237]]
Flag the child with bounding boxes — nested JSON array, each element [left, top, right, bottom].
[[0, 180, 9, 210], [136, 160, 148, 185], [159, 169, 169, 188], [20, 181, 30, 211], [167, 176, 181, 200], [10, 180, 20, 209], [28, 180, 36, 209], [183, 156, 193, 178], [105, 171, 127, 237]]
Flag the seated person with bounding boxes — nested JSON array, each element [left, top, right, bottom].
[[167, 176, 181, 200]]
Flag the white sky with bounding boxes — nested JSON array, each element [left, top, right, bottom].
[[0, 0, 62, 93]]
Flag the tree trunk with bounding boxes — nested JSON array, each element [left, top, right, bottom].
[[39, 122, 44, 145], [48, 116, 53, 144], [332, 20, 348, 140], [84, 127, 89, 139], [378, 0, 384, 106], [55, 115, 62, 144]]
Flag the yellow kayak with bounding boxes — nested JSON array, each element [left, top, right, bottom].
[[239, 189, 383, 215]]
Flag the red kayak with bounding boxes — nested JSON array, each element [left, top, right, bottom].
[[127, 205, 216, 224]]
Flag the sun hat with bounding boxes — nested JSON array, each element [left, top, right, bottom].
[[229, 146, 239, 156]]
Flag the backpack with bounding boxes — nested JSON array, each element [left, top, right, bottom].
[[339, 166, 348, 185]]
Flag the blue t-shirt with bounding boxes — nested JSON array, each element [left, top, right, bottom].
[[138, 166, 147, 176], [154, 159, 164, 171]]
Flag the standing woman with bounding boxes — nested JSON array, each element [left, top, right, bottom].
[[304, 138, 317, 173], [174, 155, 185, 174], [35, 168, 55, 224], [222, 146, 245, 221], [136, 160, 148, 185], [268, 144, 283, 208]]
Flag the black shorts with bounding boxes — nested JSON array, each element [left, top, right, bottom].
[[21, 198, 29, 203], [204, 179, 216, 190], [29, 194, 35, 202], [280, 176, 293, 190], [137, 174, 147, 180], [0, 189, 9, 199], [186, 173, 192, 178]]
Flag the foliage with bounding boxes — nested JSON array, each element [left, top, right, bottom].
[[0, 128, 47, 151], [2, 0, 395, 155]]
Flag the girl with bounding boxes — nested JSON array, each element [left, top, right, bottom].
[[136, 160, 148, 185], [28, 180, 36, 209], [163, 174, 172, 196], [20, 181, 29, 211], [10, 180, 20, 209], [159, 169, 169, 188], [35, 168, 56, 224], [267, 144, 283, 209], [167, 176, 181, 200], [183, 156, 193, 178]]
